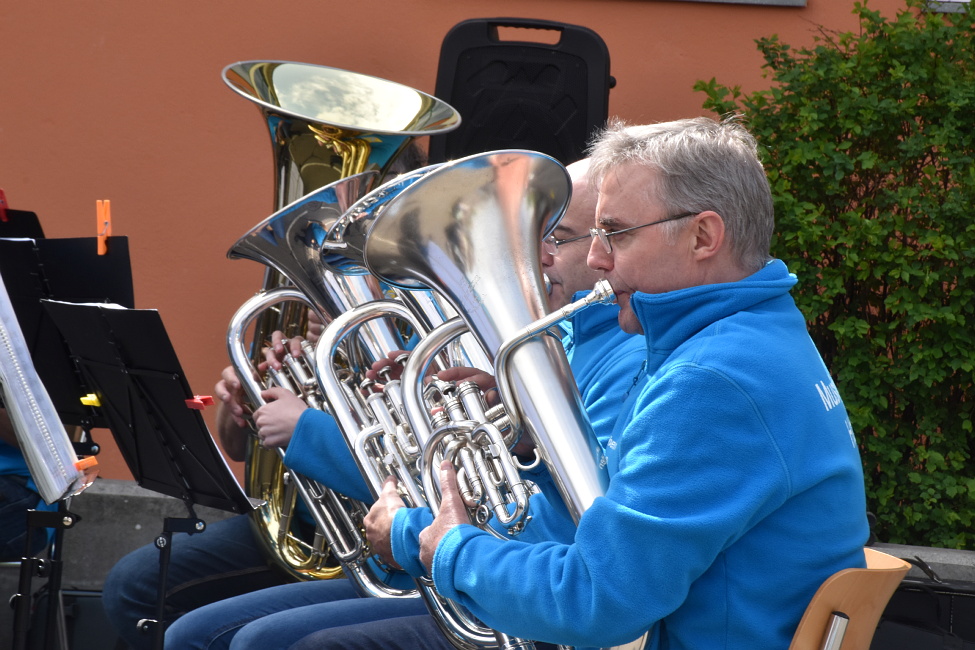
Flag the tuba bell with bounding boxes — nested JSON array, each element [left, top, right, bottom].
[[222, 59, 460, 581]]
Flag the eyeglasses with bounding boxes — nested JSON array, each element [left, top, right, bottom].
[[589, 212, 698, 254], [542, 232, 591, 256]]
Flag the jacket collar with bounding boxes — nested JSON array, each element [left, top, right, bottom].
[[630, 259, 798, 358]]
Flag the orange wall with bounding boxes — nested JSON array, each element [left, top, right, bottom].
[[0, 0, 905, 483]]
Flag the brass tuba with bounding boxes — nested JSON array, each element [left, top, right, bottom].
[[222, 60, 460, 581]]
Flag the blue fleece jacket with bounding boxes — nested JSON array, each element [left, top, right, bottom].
[[427, 260, 870, 650]]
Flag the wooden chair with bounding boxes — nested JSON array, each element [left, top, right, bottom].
[[789, 547, 911, 650]]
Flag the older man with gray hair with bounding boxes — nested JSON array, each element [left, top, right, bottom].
[[292, 117, 870, 650]]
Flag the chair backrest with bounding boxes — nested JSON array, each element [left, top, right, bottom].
[[428, 17, 613, 166], [790, 547, 911, 650]]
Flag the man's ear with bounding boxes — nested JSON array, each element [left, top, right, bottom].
[[690, 211, 725, 260]]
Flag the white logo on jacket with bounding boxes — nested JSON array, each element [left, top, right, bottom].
[[815, 378, 843, 411]]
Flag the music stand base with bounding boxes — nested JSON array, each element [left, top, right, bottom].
[[11, 504, 80, 650], [143, 513, 206, 650]]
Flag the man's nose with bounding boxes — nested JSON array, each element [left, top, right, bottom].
[[540, 244, 555, 268], [587, 235, 612, 272]]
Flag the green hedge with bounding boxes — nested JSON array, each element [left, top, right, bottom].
[[695, 0, 975, 548]]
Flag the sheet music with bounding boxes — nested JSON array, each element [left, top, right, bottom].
[[0, 274, 85, 503]]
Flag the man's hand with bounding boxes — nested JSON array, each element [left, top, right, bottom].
[[364, 476, 406, 570], [305, 309, 325, 345], [252, 387, 307, 449], [264, 330, 308, 372], [215, 365, 248, 428], [215, 365, 253, 461], [435, 367, 500, 407], [419, 461, 472, 572]]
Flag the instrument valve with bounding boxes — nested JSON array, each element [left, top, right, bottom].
[[472, 504, 491, 526], [485, 405, 512, 436], [377, 365, 398, 383], [430, 408, 448, 428], [443, 395, 466, 422], [506, 515, 532, 537]]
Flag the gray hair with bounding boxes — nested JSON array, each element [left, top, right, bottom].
[[587, 116, 774, 272]]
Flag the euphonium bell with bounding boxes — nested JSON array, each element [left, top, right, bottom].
[[228, 172, 403, 360]]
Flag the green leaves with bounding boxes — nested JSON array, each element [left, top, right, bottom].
[[699, 0, 975, 548]]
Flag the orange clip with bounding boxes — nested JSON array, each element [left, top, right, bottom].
[[97, 199, 112, 255], [185, 395, 215, 410], [74, 456, 99, 472], [74, 455, 100, 485]]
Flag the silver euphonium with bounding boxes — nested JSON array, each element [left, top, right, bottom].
[[223, 59, 461, 582], [309, 167, 518, 649], [228, 174, 412, 595], [316, 150, 618, 650]]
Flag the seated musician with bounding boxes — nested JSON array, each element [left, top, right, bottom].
[[159, 158, 647, 650], [288, 117, 871, 650]]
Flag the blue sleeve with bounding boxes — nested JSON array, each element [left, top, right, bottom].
[[429, 367, 791, 648], [388, 469, 576, 580], [283, 409, 372, 503], [391, 506, 433, 577]]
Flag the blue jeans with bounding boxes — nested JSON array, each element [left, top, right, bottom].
[[288, 614, 560, 650], [164, 577, 429, 650], [101, 514, 292, 650], [0, 475, 49, 561]]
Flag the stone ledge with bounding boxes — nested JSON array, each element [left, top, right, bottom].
[[874, 542, 975, 583]]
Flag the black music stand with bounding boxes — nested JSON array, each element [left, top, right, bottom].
[[42, 300, 258, 650], [0, 236, 134, 650], [0, 236, 134, 432]]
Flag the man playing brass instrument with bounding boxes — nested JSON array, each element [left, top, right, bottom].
[[290, 117, 870, 650], [156, 158, 646, 650]]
